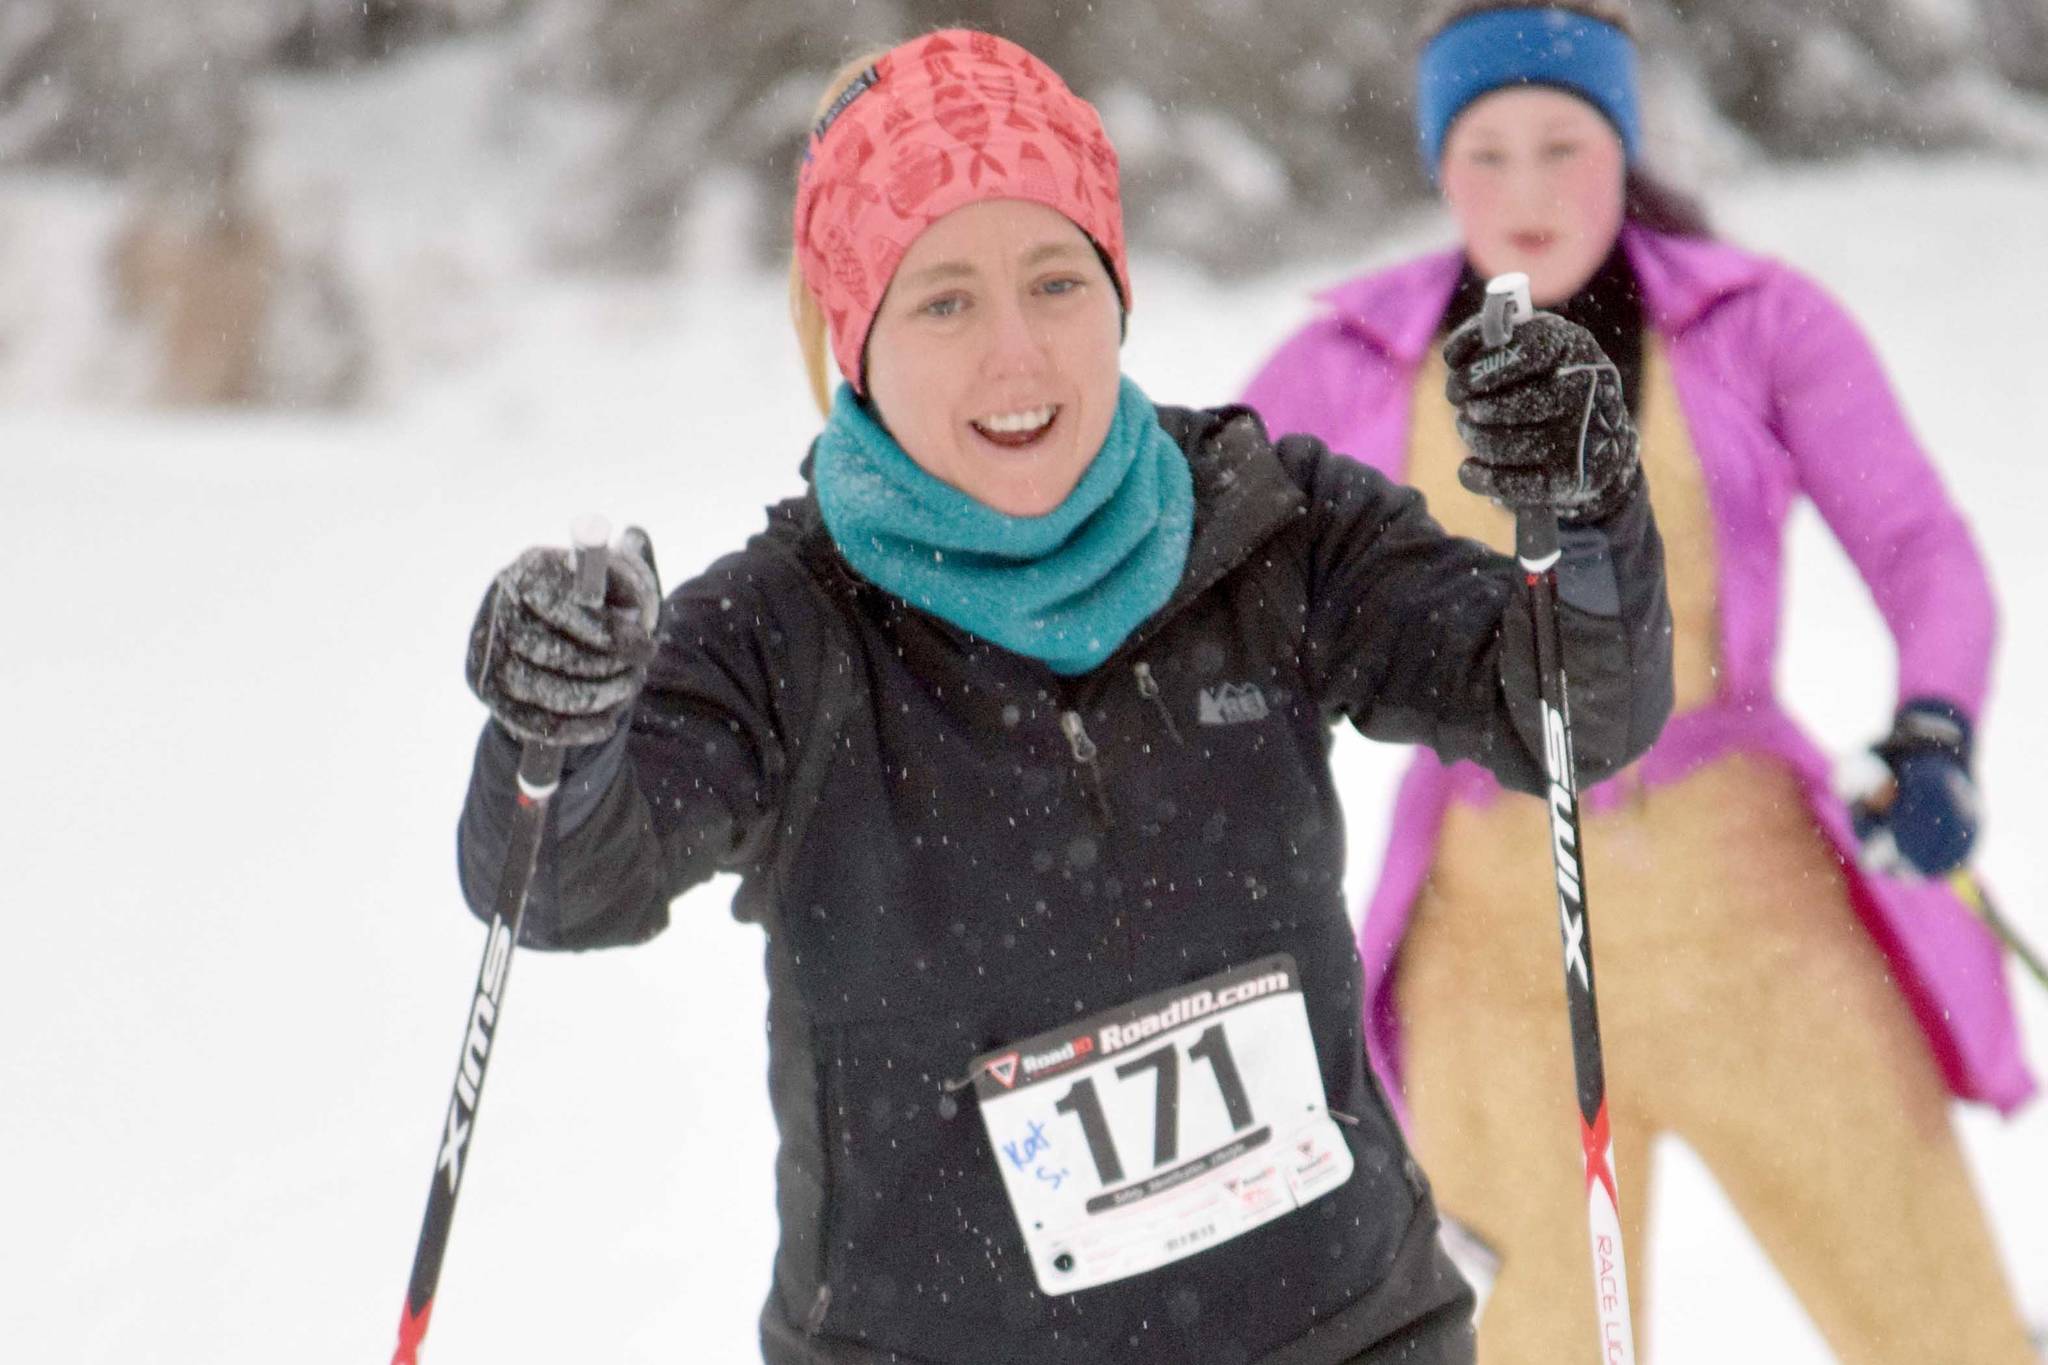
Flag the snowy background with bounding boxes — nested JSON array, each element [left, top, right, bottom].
[[4, 13, 2047, 1365]]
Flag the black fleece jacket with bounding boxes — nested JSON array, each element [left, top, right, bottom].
[[456, 405, 1672, 1364]]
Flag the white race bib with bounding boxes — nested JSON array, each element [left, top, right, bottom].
[[969, 955, 1354, 1294]]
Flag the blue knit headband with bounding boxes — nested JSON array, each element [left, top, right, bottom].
[[1416, 7, 1641, 177]]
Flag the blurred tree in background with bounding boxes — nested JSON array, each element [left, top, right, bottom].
[[517, 0, 2048, 269], [2, 0, 2043, 404]]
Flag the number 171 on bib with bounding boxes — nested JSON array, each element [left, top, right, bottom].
[[969, 955, 1355, 1293]]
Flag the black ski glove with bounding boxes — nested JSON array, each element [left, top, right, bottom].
[[1444, 310, 1640, 523], [464, 527, 662, 747], [1851, 698, 1979, 877]]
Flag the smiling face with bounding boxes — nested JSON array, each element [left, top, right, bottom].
[[1439, 86, 1628, 306], [863, 198, 1124, 518]]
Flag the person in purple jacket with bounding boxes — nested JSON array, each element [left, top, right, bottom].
[[1241, 2, 2036, 1361]]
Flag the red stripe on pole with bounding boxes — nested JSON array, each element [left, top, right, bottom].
[[392, 1298, 433, 1365], [1580, 1102, 1618, 1210]]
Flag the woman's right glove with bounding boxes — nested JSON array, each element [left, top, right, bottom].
[[1851, 698, 1980, 878], [1443, 311, 1641, 523], [464, 527, 662, 747]]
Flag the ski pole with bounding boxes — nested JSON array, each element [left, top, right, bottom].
[[1951, 872, 2048, 997], [1482, 272, 1639, 1364], [391, 516, 612, 1365], [1847, 772, 2047, 998]]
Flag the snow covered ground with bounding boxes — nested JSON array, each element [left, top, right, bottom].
[[4, 45, 2047, 1363]]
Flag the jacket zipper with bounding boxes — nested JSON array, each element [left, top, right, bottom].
[[1059, 710, 1115, 829], [1132, 661, 1185, 746]]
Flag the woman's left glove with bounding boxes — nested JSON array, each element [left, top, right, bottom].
[[1852, 698, 1980, 877], [1443, 311, 1641, 522], [464, 527, 662, 747]]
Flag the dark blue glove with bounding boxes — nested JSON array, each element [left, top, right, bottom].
[[1853, 699, 1979, 877]]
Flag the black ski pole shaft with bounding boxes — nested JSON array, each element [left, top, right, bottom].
[[1482, 273, 1639, 1364], [392, 516, 612, 1365]]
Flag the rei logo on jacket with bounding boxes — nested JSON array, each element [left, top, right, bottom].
[[1198, 683, 1270, 726]]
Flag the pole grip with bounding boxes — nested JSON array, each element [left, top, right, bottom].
[[570, 514, 611, 608], [513, 516, 613, 792], [1478, 273, 1558, 570], [1480, 270, 1532, 349]]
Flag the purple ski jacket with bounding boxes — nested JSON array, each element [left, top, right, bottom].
[[1242, 225, 2034, 1114]]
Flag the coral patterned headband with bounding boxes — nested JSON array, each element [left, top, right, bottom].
[[792, 29, 1131, 394]]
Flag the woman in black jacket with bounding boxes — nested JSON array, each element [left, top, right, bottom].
[[457, 28, 1671, 1365]]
